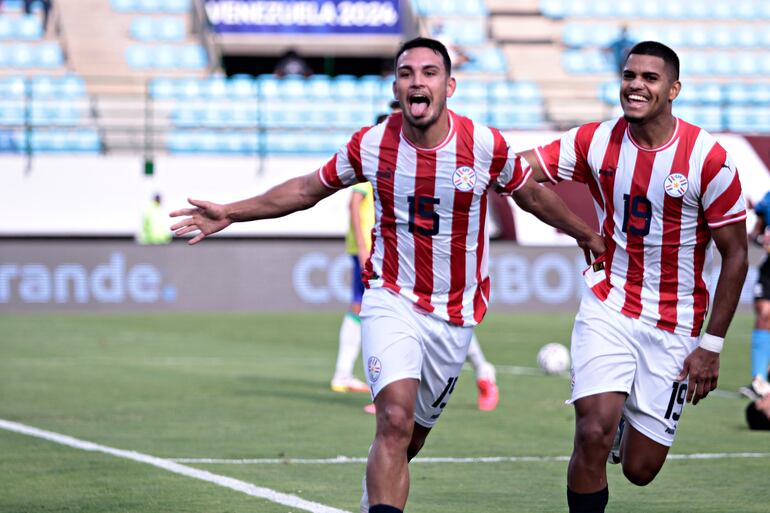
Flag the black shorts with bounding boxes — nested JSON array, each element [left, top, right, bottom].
[[754, 258, 770, 301]]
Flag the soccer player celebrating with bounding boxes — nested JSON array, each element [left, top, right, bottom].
[[518, 41, 748, 513], [170, 37, 604, 513]]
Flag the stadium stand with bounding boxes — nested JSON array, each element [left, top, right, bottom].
[[0, 0, 768, 157]]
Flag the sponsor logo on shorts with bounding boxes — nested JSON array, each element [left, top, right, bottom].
[[570, 368, 576, 391], [665, 427, 676, 435], [452, 166, 476, 192], [664, 173, 688, 198], [367, 356, 382, 383]]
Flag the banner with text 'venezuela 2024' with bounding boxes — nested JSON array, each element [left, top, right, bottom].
[[204, 0, 401, 34]]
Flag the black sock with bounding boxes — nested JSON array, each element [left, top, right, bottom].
[[369, 505, 403, 513], [567, 486, 609, 513]]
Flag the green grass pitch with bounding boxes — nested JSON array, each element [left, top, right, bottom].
[[0, 312, 768, 512]]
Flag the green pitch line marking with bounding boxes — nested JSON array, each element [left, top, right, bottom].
[[0, 419, 351, 513]]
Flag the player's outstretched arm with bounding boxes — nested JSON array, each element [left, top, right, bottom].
[[678, 220, 748, 405], [169, 171, 335, 245], [511, 178, 605, 261]]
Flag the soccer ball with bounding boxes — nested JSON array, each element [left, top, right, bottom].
[[537, 343, 570, 375]]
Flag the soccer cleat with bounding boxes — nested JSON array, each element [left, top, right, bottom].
[[330, 376, 370, 393], [476, 377, 499, 411], [363, 403, 376, 414], [607, 417, 625, 465], [739, 375, 770, 400]]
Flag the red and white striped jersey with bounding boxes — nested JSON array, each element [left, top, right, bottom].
[[534, 117, 746, 337], [318, 110, 530, 327]]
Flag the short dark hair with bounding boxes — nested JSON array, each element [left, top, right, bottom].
[[626, 41, 680, 80], [746, 401, 770, 430], [394, 37, 452, 76]]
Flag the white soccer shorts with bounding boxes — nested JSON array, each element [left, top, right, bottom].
[[360, 287, 473, 428], [569, 290, 699, 446]]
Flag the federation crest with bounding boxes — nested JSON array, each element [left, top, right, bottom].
[[664, 173, 688, 198], [452, 166, 476, 192], [367, 356, 382, 383]]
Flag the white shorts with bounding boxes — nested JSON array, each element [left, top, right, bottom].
[[569, 291, 699, 446], [360, 287, 473, 428]]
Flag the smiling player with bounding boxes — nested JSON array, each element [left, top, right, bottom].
[[518, 41, 748, 513]]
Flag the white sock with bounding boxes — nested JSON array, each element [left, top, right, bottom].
[[466, 333, 495, 381], [359, 474, 368, 513], [333, 312, 361, 381]]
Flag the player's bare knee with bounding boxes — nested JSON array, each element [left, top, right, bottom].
[[575, 419, 614, 453], [376, 404, 413, 446], [622, 461, 660, 486]]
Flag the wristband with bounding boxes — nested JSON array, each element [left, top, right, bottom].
[[699, 333, 724, 353]]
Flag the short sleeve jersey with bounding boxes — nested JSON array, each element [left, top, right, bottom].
[[535, 117, 746, 337], [345, 182, 375, 255], [318, 111, 531, 327]]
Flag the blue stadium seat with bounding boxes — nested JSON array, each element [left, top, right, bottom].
[[178, 45, 206, 69], [37, 43, 63, 67], [750, 83, 770, 105], [724, 83, 751, 105], [0, 17, 13, 39], [130, 17, 155, 41], [202, 76, 227, 98], [0, 76, 26, 97], [540, 0, 567, 18], [150, 77, 176, 98], [228, 75, 257, 98], [112, 0, 135, 12], [137, 0, 162, 13], [333, 75, 359, 100], [258, 74, 279, 99], [158, 18, 185, 41], [177, 77, 202, 98], [489, 105, 545, 129], [167, 130, 196, 152], [17, 15, 42, 40], [0, 101, 24, 125], [125, 45, 151, 68], [306, 75, 332, 99]]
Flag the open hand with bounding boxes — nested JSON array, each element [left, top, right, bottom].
[[169, 198, 231, 245]]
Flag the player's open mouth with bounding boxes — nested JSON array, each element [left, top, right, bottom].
[[408, 94, 430, 117], [626, 94, 649, 106]]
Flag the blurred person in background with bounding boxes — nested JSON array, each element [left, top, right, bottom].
[[746, 394, 770, 430], [137, 193, 171, 245], [518, 41, 747, 513], [739, 191, 770, 399], [606, 24, 635, 77], [274, 49, 312, 77], [170, 37, 603, 513]]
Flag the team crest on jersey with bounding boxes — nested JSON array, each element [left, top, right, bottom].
[[367, 356, 382, 383], [664, 173, 688, 198], [452, 166, 476, 192]]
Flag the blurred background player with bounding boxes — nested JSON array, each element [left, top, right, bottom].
[[137, 193, 171, 245], [741, 191, 770, 399], [745, 393, 770, 430]]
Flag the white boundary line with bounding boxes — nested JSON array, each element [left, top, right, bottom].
[[173, 452, 770, 465], [0, 419, 351, 513]]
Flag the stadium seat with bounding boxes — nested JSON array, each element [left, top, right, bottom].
[[0, 101, 24, 125], [0, 76, 26, 97], [229, 75, 257, 98]]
